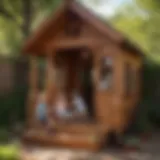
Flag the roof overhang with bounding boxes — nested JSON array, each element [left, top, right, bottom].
[[22, 0, 144, 57]]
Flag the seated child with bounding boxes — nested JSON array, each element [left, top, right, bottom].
[[55, 93, 72, 120], [72, 91, 88, 119], [55, 91, 88, 121], [36, 93, 47, 125]]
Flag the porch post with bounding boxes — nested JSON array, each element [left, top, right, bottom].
[[45, 51, 57, 118], [26, 56, 39, 128], [90, 46, 100, 88], [90, 45, 101, 120]]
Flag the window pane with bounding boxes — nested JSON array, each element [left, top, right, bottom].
[[99, 56, 113, 90], [125, 63, 135, 96], [38, 58, 46, 91]]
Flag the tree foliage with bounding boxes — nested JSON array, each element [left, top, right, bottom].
[[0, 0, 62, 55], [136, 0, 160, 13], [111, 0, 160, 62], [135, 0, 160, 60], [110, 0, 160, 130]]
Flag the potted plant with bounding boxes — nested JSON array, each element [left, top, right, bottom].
[[123, 136, 141, 152]]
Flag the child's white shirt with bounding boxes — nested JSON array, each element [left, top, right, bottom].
[[72, 95, 86, 114], [55, 94, 87, 119]]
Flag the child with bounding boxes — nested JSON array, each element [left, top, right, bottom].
[[35, 93, 47, 125], [55, 92, 72, 121], [36, 92, 58, 134], [55, 91, 88, 121], [72, 91, 88, 120]]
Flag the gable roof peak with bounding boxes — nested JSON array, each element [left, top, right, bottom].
[[22, 0, 144, 57]]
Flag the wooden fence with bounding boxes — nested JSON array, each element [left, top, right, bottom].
[[0, 56, 29, 95]]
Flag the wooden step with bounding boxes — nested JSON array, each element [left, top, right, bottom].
[[33, 122, 108, 135], [23, 130, 106, 151], [22, 123, 109, 151]]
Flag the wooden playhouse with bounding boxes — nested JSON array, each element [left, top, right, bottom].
[[22, 0, 143, 151]]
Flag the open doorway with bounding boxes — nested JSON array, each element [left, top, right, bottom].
[[80, 49, 94, 119], [54, 47, 95, 120]]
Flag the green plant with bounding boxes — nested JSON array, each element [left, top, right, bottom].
[[124, 136, 141, 148], [0, 145, 19, 160], [0, 86, 27, 128], [0, 129, 10, 143]]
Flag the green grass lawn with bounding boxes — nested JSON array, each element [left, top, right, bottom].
[[0, 145, 19, 160], [0, 129, 19, 160]]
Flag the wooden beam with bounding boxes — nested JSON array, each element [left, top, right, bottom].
[[45, 51, 58, 121], [47, 38, 98, 51]]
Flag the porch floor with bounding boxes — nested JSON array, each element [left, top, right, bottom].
[[22, 122, 109, 151]]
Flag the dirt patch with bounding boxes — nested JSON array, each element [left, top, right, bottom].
[[20, 132, 160, 160]]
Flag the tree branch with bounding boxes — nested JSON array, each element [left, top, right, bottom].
[[0, 6, 16, 21], [21, 0, 32, 38]]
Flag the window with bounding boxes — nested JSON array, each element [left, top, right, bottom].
[[125, 63, 135, 96], [38, 59, 46, 91], [99, 56, 113, 90]]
